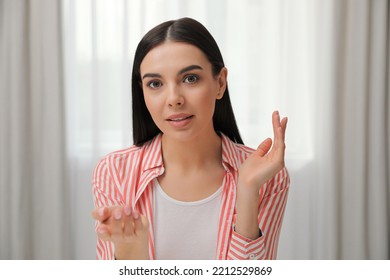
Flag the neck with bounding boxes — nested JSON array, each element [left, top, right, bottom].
[[161, 131, 222, 171]]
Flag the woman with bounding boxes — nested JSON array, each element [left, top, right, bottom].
[[91, 17, 289, 260]]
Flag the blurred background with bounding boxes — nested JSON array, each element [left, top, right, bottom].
[[0, 0, 389, 259]]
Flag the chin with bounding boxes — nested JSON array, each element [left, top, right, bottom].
[[163, 129, 198, 142], [163, 127, 218, 143]]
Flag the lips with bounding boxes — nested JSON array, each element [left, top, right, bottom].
[[166, 113, 194, 128], [166, 113, 193, 121]]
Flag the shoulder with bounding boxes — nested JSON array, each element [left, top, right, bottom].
[[92, 145, 144, 180], [92, 134, 162, 179], [98, 145, 144, 167]]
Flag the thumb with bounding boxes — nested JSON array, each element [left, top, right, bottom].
[[256, 138, 272, 157]]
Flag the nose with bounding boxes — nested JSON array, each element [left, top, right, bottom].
[[167, 85, 184, 107]]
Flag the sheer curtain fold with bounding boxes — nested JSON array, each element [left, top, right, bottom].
[[312, 0, 389, 260], [334, 0, 389, 259], [0, 0, 30, 259], [365, 0, 390, 259], [0, 0, 70, 259]]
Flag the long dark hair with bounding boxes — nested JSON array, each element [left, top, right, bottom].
[[132, 17, 243, 146]]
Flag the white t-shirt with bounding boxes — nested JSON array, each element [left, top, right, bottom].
[[153, 178, 223, 260]]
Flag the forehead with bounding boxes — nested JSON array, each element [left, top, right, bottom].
[[140, 41, 211, 74]]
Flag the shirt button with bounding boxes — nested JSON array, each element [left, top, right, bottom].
[[249, 253, 256, 259]]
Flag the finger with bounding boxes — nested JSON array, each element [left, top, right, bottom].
[[97, 224, 111, 241], [91, 207, 111, 222], [256, 138, 272, 157], [272, 111, 287, 149], [272, 111, 282, 143], [278, 116, 287, 147], [275, 116, 287, 162], [123, 205, 135, 239], [133, 211, 148, 236], [111, 208, 124, 241], [281, 117, 288, 141]]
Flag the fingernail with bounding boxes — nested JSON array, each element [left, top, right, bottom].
[[133, 211, 139, 220], [114, 210, 122, 220], [124, 205, 131, 216], [98, 207, 105, 217], [98, 227, 106, 234]]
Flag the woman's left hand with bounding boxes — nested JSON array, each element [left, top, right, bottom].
[[238, 111, 288, 193]]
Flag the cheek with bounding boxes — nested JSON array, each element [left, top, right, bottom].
[[143, 94, 160, 119], [199, 84, 218, 104], [195, 91, 217, 118]]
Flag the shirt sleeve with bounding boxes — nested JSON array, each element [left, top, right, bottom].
[[227, 167, 290, 260], [92, 156, 124, 260]]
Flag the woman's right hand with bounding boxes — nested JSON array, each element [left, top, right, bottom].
[[91, 205, 149, 259]]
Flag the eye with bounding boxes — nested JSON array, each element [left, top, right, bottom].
[[147, 80, 162, 89], [183, 74, 199, 84]]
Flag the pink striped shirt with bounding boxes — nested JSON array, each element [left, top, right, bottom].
[[92, 133, 290, 260]]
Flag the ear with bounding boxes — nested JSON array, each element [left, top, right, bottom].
[[216, 67, 228, 100]]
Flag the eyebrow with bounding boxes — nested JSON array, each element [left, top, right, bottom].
[[142, 64, 203, 80], [178, 65, 203, 75]]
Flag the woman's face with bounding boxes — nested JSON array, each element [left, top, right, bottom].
[[140, 41, 227, 142]]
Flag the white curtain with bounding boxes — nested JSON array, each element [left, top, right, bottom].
[[0, 0, 71, 259], [311, 0, 389, 259], [288, 0, 389, 259], [1, 0, 388, 259]]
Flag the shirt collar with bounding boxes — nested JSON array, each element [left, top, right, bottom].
[[220, 133, 241, 172], [141, 133, 164, 172]]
